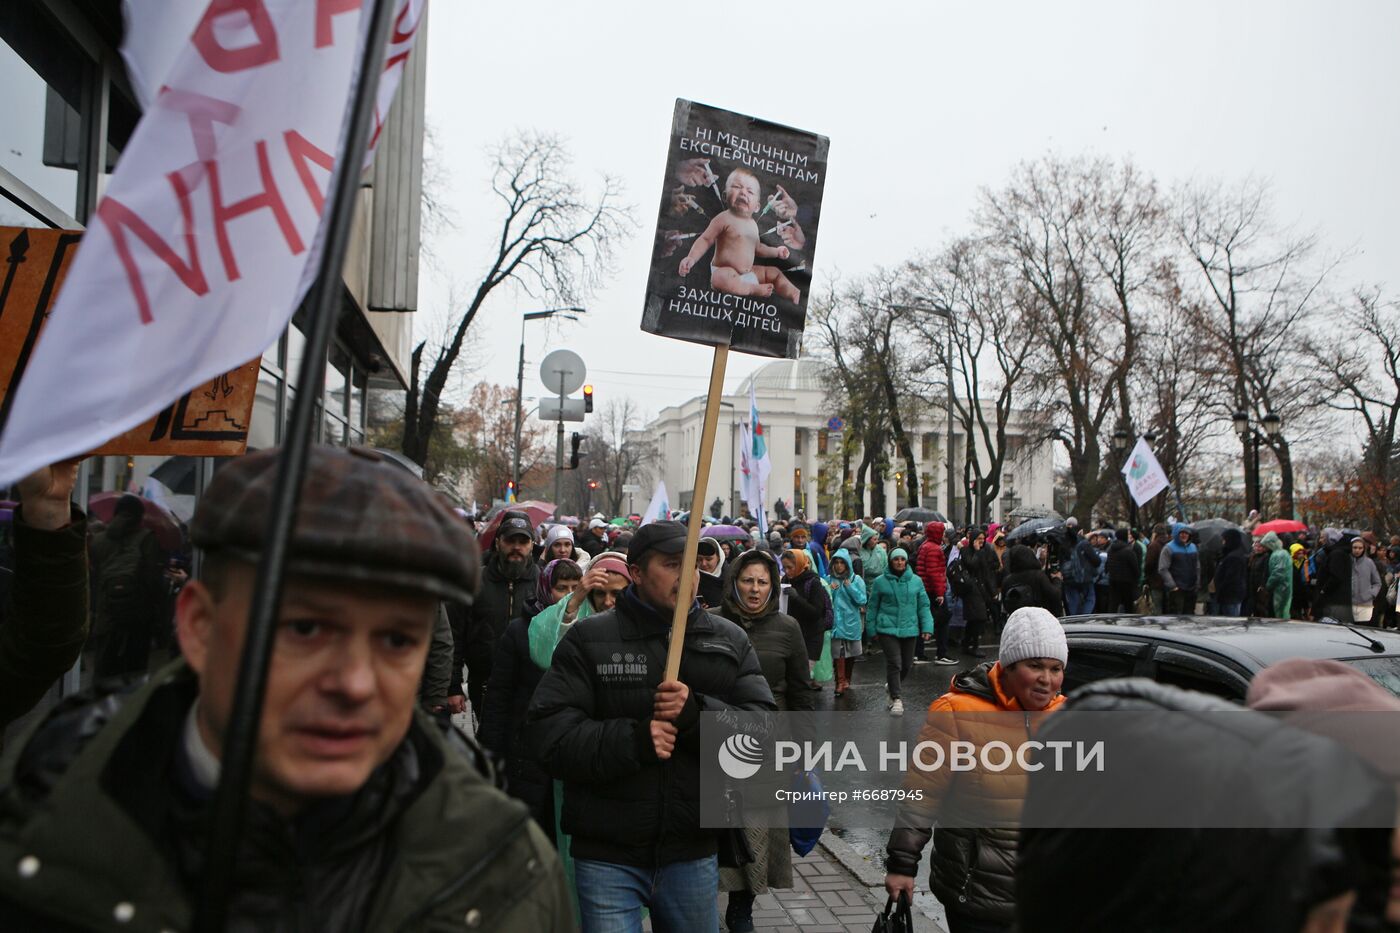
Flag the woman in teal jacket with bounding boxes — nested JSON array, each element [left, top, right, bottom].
[[825, 550, 867, 697], [866, 547, 934, 714]]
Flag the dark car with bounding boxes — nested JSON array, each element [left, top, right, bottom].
[[1061, 614, 1400, 702]]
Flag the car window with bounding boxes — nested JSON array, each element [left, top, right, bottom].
[[1342, 656, 1400, 697], [1064, 638, 1148, 693], [1150, 647, 1250, 703]]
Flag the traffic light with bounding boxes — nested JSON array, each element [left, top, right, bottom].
[[569, 432, 584, 469], [588, 479, 599, 490], [583, 384, 594, 413]]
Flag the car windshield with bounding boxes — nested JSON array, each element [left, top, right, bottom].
[[1343, 657, 1400, 697]]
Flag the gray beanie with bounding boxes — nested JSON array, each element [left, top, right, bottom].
[[998, 607, 1068, 668]]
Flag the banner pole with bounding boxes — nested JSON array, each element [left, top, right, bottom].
[[664, 342, 729, 680], [193, 0, 398, 928]]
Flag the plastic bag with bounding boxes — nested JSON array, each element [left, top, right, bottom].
[[811, 632, 834, 683], [789, 769, 829, 856]]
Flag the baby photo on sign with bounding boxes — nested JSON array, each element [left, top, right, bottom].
[[676, 164, 800, 302], [643, 99, 828, 360]]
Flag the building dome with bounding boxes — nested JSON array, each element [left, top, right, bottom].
[[735, 358, 826, 395]]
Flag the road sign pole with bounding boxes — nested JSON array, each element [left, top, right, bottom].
[[554, 373, 564, 519]]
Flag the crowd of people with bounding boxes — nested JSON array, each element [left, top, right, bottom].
[[1, 459, 1398, 931]]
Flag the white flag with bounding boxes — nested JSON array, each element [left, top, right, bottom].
[[0, 0, 425, 483], [641, 480, 670, 526], [1121, 436, 1170, 507], [738, 382, 771, 535]]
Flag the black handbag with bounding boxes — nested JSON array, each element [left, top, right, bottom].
[[871, 892, 913, 933], [716, 788, 754, 868]]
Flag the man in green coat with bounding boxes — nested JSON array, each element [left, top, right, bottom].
[[0, 446, 572, 931], [866, 548, 934, 715], [1261, 531, 1294, 619]]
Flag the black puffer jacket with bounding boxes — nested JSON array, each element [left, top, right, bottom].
[[527, 586, 776, 867], [1017, 677, 1395, 932], [1105, 539, 1140, 587], [997, 546, 1061, 614], [1212, 529, 1248, 607], [783, 566, 833, 660], [479, 612, 551, 833], [955, 544, 999, 621], [454, 552, 539, 700]]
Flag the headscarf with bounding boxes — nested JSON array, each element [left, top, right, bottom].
[[725, 549, 781, 621], [1289, 543, 1306, 569], [782, 548, 811, 578], [536, 558, 580, 607]]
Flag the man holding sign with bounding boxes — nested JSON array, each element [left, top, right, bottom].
[[528, 520, 775, 931]]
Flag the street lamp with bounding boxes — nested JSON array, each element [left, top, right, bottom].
[[891, 299, 956, 520], [1112, 428, 1135, 529], [513, 306, 584, 495], [1232, 410, 1282, 516]]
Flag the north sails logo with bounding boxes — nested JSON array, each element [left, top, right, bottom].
[[717, 734, 765, 780], [597, 652, 648, 682]]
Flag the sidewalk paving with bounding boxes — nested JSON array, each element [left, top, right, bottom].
[[709, 840, 945, 933]]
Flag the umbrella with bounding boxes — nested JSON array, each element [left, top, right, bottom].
[[702, 524, 750, 542], [1005, 517, 1064, 543], [894, 507, 947, 525], [87, 491, 185, 552], [1190, 518, 1241, 551], [1007, 505, 1062, 522], [478, 500, 556, 551], [1253, 519, 1308, 536]]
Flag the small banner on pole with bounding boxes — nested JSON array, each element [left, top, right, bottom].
[[640, 99, 829, 359], [641, 480, 671, 526], [1122, 436, 1171, 507]]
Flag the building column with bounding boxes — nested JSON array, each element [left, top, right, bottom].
[[884, 476, 899, 516]]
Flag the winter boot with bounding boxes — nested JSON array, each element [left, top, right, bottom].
[[725, 891, 756, 932]]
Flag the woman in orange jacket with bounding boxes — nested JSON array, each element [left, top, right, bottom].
[[883, 607, 1069, 932]]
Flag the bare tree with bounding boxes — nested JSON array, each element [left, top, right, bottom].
[[905, 237, 1040, 522], [980, 156, 1162, 523], [401, 132, 634, 466], [1175, 177, 1337, 517], [1305, 288, 1400, 529], [584, 398, 659, 516]]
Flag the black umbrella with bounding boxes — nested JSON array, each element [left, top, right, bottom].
[[1006, 517, 1064, 543], [1190, 518, 1240, 553], [894, 507, 947, 525]]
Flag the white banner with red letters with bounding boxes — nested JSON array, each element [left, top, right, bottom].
[[0, 0, 424, 483]]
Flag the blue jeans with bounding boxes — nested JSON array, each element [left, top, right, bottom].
[[575, 855, 719, 933], [1218, 601, 1243, 617], [1064, 583, 1096, 616]]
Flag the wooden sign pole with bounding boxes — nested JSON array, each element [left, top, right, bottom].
[[664, 342, 729, 680]]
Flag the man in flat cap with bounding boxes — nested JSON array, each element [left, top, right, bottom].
[[529, 519, 776, 931], [0, 446, 571, 931]]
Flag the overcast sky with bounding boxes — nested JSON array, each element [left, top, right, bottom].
[[417, 0, 1399, 425]]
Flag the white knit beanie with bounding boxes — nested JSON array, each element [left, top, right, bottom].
[[998, 607, 1068, 668], [544, 524, 574, 549]]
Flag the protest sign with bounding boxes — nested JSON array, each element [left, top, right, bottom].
[[0, 227, 257, 457], [641, 99, 829, 359]]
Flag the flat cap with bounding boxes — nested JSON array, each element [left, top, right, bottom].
[[628, 520, 689, 565], [191, 446, 480, 604]]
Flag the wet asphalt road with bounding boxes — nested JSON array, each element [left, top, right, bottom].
[[811, 636, 999, 885]]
